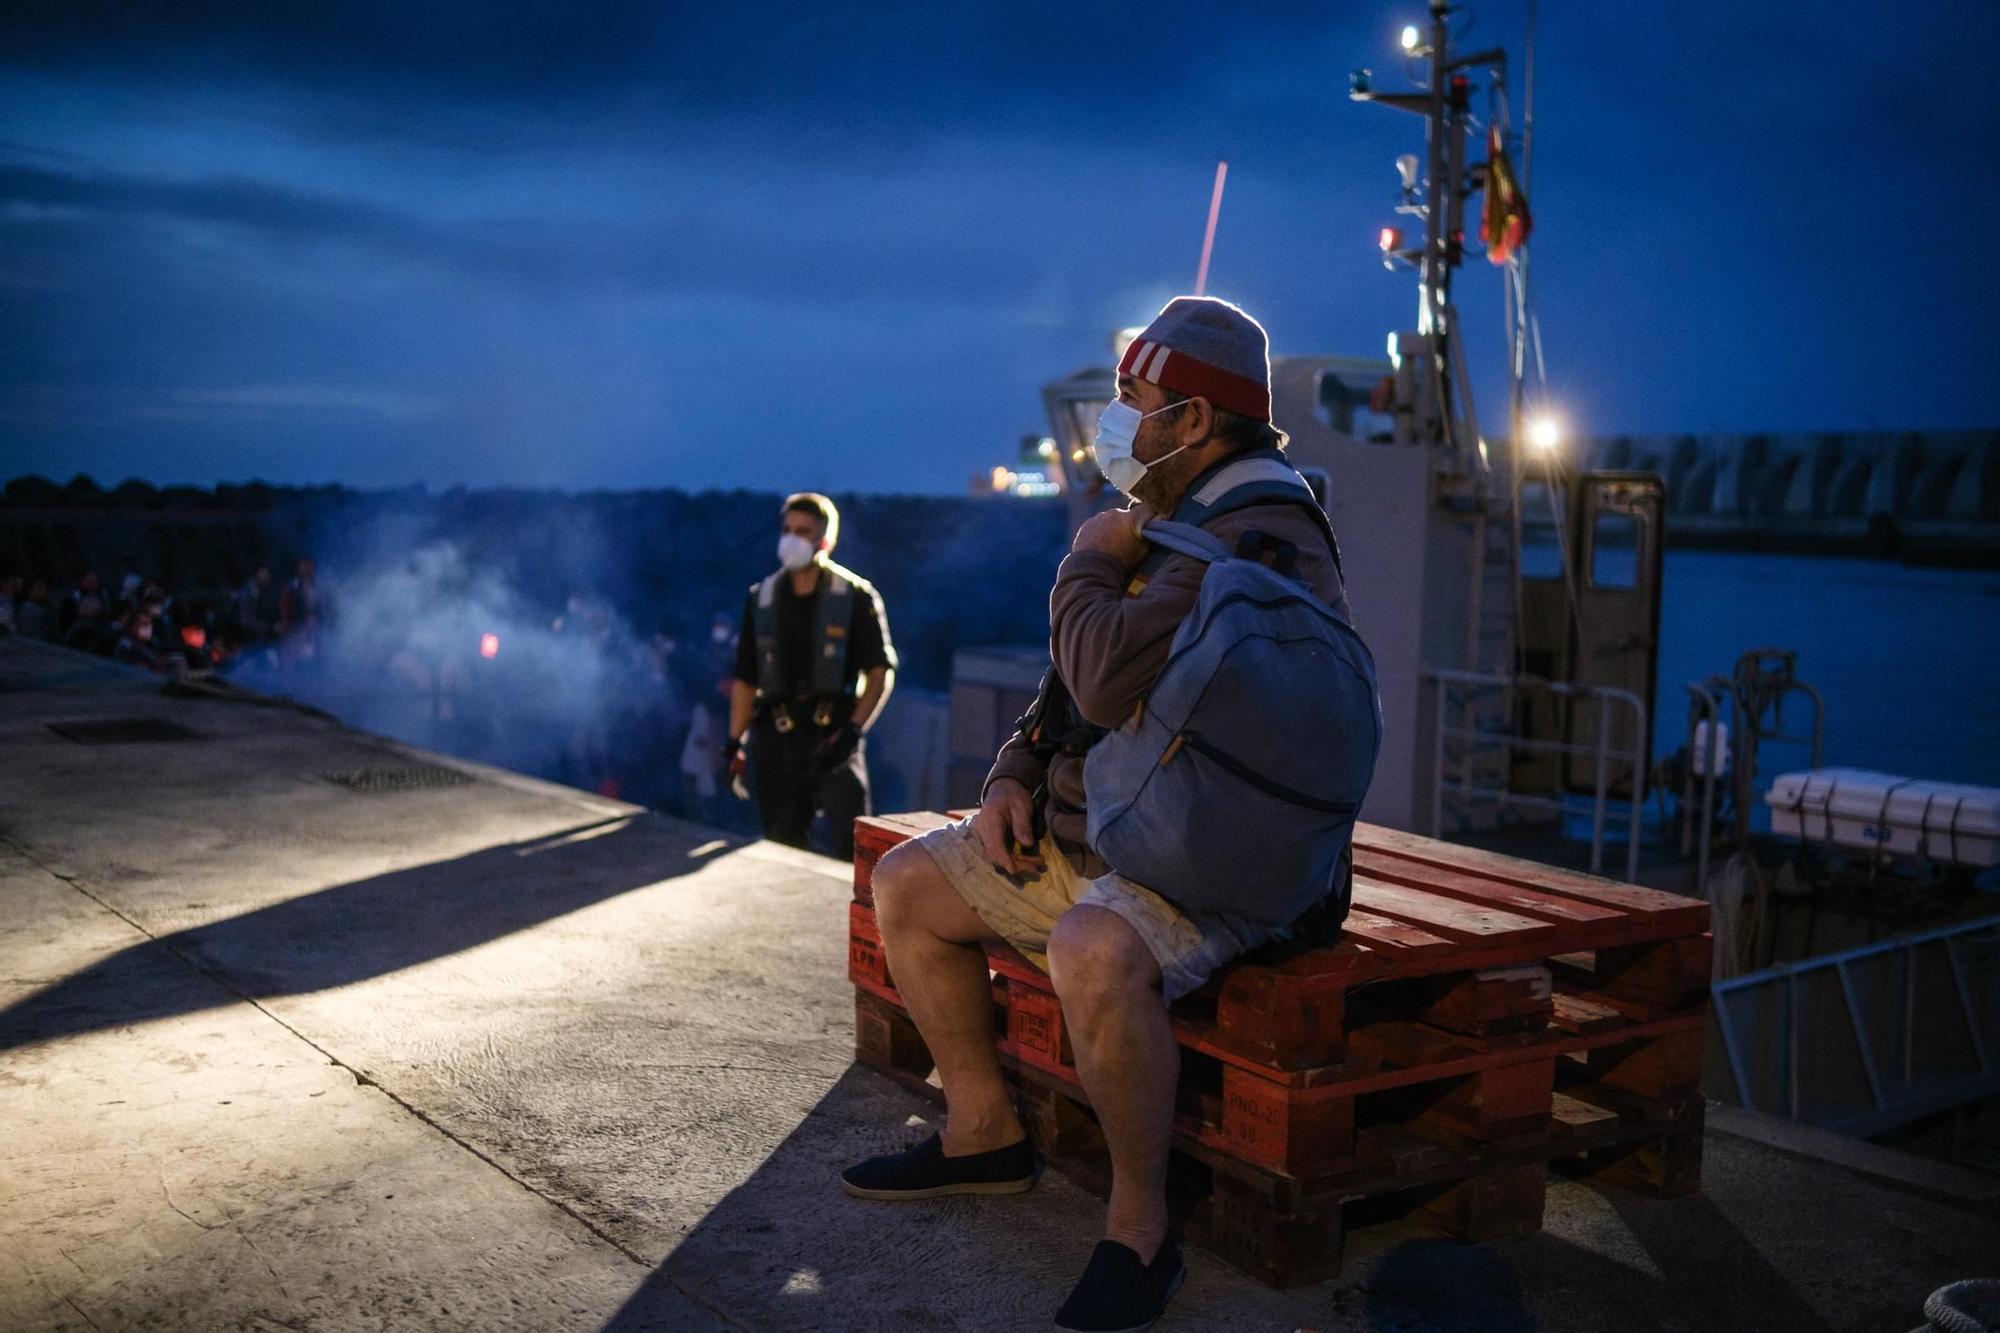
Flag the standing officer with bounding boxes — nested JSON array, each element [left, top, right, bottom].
[[726, 493, 895, 861]]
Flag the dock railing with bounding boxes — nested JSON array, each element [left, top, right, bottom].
[[1711, 913, 2000, 1137], [1426, 668, 1647, 882]]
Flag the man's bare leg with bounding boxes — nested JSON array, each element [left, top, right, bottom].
[[871, 840, 1025, 1154], [1047, 904, 1176, 1262]]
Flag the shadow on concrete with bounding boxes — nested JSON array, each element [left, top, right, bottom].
[[598, 1065, 1363, 1332], [1359, 1238, 1535, 1331], [605, 1062, 1844, 1332], [1476, 1179, 1837, 1333], [0, 815, 728, 1054]]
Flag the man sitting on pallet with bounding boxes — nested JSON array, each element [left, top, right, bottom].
[[844, 297, 1361, 1332]]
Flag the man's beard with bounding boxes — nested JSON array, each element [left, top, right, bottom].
[[1130, 430, 1197, 510]]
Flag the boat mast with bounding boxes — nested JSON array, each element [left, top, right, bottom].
[[1352, 1, 1507, 475]]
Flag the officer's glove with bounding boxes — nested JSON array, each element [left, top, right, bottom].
[[724, 737, 750, 800], [812, 721, 863, 775]]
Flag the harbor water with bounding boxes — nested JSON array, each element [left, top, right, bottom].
[[1652, 551, 2000, 788]]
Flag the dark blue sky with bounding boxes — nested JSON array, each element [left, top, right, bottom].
[[3, 2, 1996, 494]]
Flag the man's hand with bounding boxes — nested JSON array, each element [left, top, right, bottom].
[[812, 720, 862, 775], [724, 737, 749, 800], [973, 776, 1044, 876], [1069, 502, 1155, 569]]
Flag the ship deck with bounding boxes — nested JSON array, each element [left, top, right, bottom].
[[2, 635, 1994, 1332]]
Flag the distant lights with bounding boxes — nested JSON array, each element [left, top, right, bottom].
[[993, 465, 1058, 498], [1037, 437, 1057, 459]]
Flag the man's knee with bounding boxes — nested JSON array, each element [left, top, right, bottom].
[[872, 841, 946, 933], [1047, 905, 1160, 1004]]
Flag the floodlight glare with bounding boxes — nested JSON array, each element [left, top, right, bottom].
[[1400, 25, 1421, 52], [1528, 416, 1561, 452]]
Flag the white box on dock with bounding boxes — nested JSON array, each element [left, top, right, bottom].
[[1764, 768, 2000, 868]]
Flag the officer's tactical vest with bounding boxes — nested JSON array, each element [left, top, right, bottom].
[[753, 559, 865, 699]]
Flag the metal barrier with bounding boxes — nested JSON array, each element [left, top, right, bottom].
[[1427, 668, 1647, 882], [1711, 913, 2000, 1137]]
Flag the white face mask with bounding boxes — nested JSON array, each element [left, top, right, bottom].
[[1092, 399, 1192, 497], [777, 533, 819, 571]]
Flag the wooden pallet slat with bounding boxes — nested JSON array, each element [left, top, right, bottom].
[[1351, 877, 1567, 947], [1353, 824, 1708, 936], [1352, 850, 1631, 934]]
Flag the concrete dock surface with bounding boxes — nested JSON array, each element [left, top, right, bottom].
[[2, 635, 1995, 1332]]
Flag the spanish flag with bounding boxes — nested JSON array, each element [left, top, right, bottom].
[[1482, 125, 1532, 265]]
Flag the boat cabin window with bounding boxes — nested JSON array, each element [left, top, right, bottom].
[[1590, 512, 1640, 588], [1065, 398, 1108, 445]]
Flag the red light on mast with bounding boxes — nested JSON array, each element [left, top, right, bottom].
[[480, 633, 499, 659], [1378, 226, 1401, 252]]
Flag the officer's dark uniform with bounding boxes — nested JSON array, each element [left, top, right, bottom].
[[734, 559, 895, 861]]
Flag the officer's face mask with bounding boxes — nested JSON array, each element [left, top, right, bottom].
[[777, 533, 819, 571], [1092, 398, 1193, 498]]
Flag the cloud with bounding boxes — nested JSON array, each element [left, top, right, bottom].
[[0, 156, 1053, 309], [0, 2, 1351, 141], [144, 384, 451, 421]]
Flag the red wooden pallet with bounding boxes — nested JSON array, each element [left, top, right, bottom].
[[847, 812, 1710, 1282]]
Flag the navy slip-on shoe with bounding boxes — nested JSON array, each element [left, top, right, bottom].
[[1053, 1236, 1186, 1333], [840, 1132, 1039, 1201]]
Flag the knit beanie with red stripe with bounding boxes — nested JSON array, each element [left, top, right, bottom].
[[1117, 296, 1273, 424]]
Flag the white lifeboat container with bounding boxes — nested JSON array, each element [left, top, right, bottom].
[[1765, 768, 2000, 869]]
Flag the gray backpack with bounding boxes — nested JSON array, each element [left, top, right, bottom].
[[1082, 519, 1381, 925]]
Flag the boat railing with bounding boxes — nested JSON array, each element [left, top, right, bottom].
[[1683, 682, 1729, 900], [1425, 668, 1647, 882], [1711, 913, 2000, 1137], [1680, 663, 1827, 886]]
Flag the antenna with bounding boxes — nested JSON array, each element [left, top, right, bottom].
[[1193, 160, 1228, 296]]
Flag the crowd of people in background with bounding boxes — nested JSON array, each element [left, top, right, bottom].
[[0, 552, 757, 834], [0, 557, 324, 674]]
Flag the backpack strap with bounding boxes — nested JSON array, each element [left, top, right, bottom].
[[1128, 449, 1344, 584], [1139, 520, 1234, 565], [1173, 448, 1345, 582]]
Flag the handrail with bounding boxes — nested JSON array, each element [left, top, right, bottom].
[[1426, 667, 1647, 881], [1711, 912, 2000, 1133], [1711, 911, 2000, 986]]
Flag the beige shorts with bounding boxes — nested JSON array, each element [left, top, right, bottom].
[[912, 815, 1289, 1002]]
